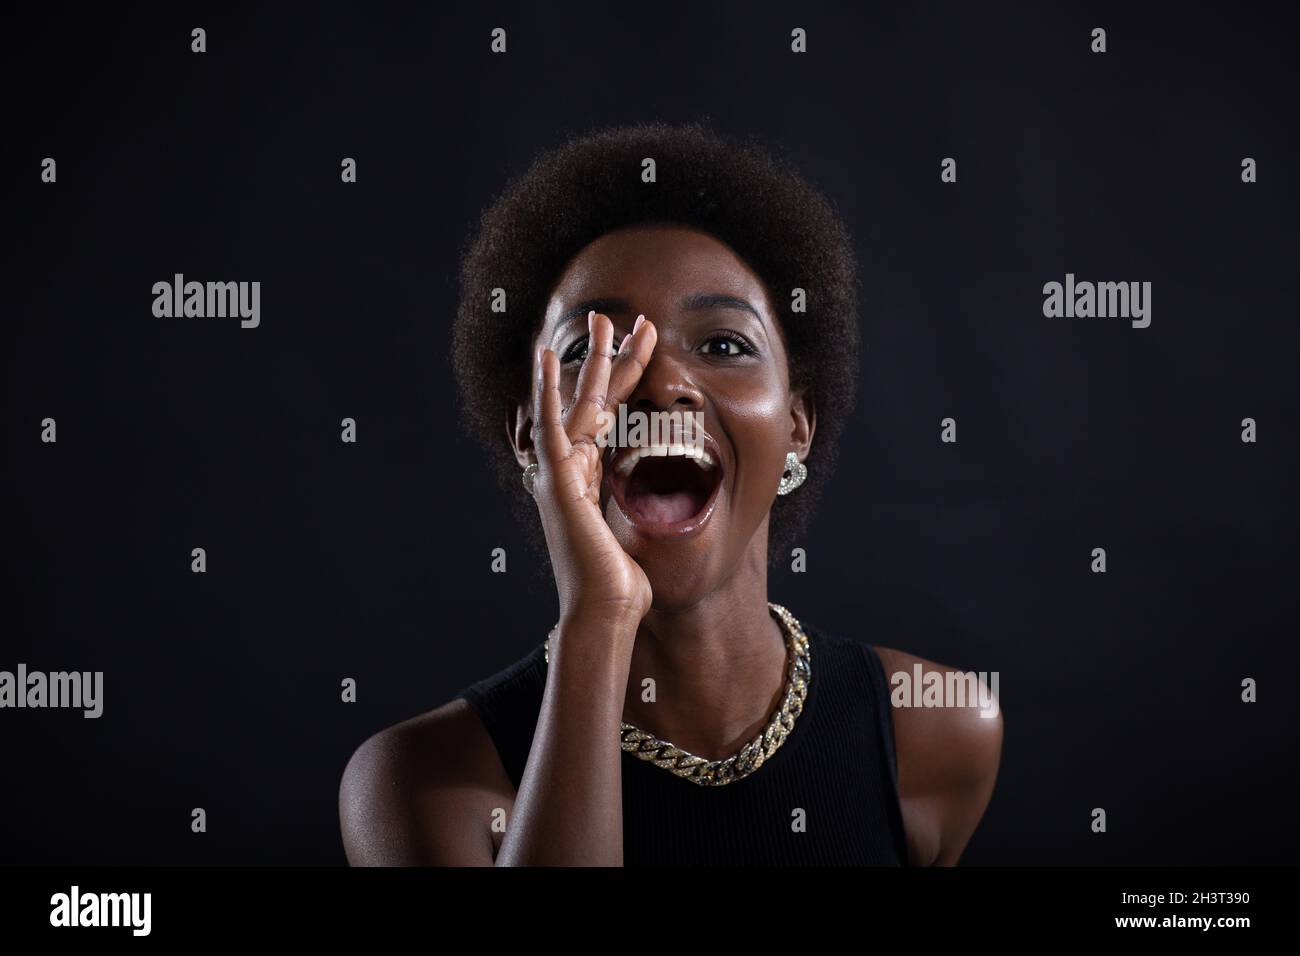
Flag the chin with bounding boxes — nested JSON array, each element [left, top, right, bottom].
[[637, 548, 723, 610], [610, 507, 728, 608]]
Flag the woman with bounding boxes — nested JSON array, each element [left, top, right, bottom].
[[339, 122, 1002, 866]]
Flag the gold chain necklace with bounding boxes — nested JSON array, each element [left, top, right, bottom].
[[542, 602, 812, 787]]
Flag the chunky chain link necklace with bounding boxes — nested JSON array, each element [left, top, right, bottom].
[[543, 602, 812, 787]]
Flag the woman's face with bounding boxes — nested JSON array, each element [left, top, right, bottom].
[[518, 223, 814, 609]]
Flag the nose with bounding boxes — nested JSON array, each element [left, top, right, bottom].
[[626, 346, 704, 415]]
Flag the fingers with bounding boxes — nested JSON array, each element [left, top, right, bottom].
[[568, 311, 615, 441], [606, 313, 657, 408], [532, 311, 658, 462], [532, 346, 569, 464]]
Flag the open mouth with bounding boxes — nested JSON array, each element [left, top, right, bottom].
[[604, 440, 724, 535]]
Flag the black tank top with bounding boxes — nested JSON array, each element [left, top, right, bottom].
[[454, 616, 910, 866]]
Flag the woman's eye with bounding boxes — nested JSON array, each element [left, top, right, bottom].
[[560, 335, 626, 364], [560, 336, 589, 364], [702, 334, 754, 358]]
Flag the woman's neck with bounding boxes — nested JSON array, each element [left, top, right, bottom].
[[619, 543, 788, 762]]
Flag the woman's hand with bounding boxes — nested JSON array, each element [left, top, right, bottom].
[[531, 311, 658, 630]]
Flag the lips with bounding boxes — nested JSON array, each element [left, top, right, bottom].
[[604, 434, 724, 537]]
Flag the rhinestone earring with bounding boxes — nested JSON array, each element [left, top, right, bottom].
[[522, 462, 539, 497], [777, 452, 807, 495]]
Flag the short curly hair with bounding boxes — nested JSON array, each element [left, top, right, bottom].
[[452, 120, 860, 568]]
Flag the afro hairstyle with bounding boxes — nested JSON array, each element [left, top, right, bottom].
[[452, 120, 860, 570]]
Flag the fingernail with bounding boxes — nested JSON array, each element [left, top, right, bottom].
[[617, 336, 630, 355], [633, 314, 646, 333], [588, 310, 596, 333]]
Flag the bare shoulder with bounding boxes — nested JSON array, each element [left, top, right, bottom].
[[871, 645, 1004, 866], [338, 697, 514, 866]]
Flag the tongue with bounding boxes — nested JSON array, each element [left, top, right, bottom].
[[626, 489, 701, 524]]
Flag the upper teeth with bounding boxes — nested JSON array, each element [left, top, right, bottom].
[[614, 444, 716, 476]]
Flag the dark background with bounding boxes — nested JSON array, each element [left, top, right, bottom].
[[3, 1, 1297, 865]]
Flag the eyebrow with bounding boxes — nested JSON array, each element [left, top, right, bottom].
[[558, 298, 633, 328], [681, 292, 763, 321], [557, 292, 763, 329]]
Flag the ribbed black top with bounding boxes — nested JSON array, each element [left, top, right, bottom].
[[454, 616, 910, 866]]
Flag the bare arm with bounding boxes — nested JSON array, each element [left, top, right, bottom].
[[494, 615, 637, 865], [338, 615, 637, 866], [494, 314, 657, 865], [341, 313, 659, 866], [339, 705, 500, 866], [876, 646, 1004, 866]]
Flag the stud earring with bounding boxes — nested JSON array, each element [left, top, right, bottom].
[[777, 452, 807, 495], [522, 462, 539, 497]]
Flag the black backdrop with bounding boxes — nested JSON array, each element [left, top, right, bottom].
[[4, 1, 1297, 865]]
